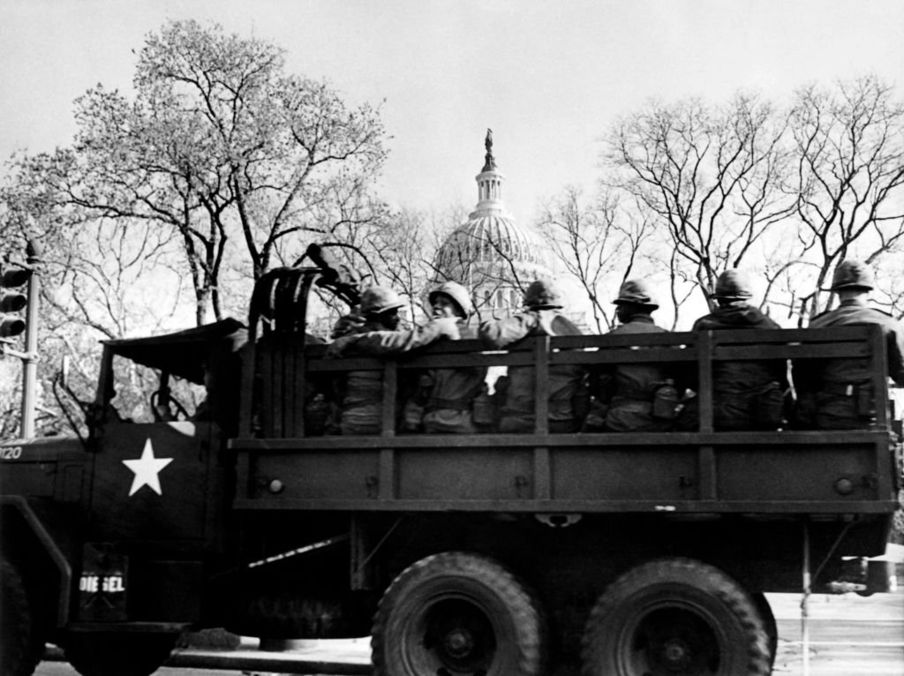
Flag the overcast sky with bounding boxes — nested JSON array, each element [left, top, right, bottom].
[[2, 0, 903, 225]]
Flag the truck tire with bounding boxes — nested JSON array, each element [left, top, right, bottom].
[[751, 591, 778, 669], [1, 557, 44, 676], [372, 551, 545, 676], [581, 557, 771, 676], [63, 632, 177, 676]]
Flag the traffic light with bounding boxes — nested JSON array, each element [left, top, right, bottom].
[[0, 265, 31, 338], [2, 241, 40, 439]]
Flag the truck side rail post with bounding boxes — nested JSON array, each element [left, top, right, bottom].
[[697, 331, 717, 500], [533, 335, 551, 501]]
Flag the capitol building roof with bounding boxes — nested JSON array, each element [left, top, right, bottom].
[[434, 131, 550, 295]]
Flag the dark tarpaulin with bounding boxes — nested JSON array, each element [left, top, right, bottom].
[[102, 318, 247, 384]]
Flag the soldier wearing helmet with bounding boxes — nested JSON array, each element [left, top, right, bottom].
[[684, 269, 788, 431], [479, 279, 586, 433], [413, 281, 487, 434], [327, 285, 462, 435], [798, 260, 904, 429], [588, 279, 677, 432], [361, 286, 407, 326]]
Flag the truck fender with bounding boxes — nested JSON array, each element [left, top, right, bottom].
[[0, 496, 72, 626]]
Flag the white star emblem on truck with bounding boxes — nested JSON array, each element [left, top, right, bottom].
[[122, 439, 173, 496]]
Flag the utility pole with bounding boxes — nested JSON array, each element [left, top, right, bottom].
[[20, 241, 41, 439]]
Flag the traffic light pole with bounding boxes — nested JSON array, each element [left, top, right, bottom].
[[20, 242, 40, 439]]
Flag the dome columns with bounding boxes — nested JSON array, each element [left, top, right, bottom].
[[475, 171, 506, 211]]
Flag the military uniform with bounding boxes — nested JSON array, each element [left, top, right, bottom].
[[590, 280, 675, 432], [601, 315, 673, 432], [689, 270, 786, 431], [479, 280, 585, 433], [801, 261, 904, 429], [331, 315, 460, 434], [421, 282, 487, 434], [331, 282, 484, 435], [422, 323, 486, 434], [329, 286, 457, 435]]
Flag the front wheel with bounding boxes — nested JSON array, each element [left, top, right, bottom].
[[581, 557, 771, 676], [63, 632, 177, 676], [1, 556, 45, 676], [372, 551, 545, 676]]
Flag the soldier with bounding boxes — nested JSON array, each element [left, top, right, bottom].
[[479, 279, 585, 433], [801, 260, 904, 429], [687, 269, 787, 431], [418, 281, 487, 434], [328, 285, 459, 435], [330, 309, 365, 339], [593, 279, 677, 432]]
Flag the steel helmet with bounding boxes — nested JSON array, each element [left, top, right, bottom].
[[360, 286, 405, 316], [830, 260, 874, 291], [524, 279, 564, 309], [712, 269, 754, 301], [613, 279, 658, 309], [428, 281, 474, 318]]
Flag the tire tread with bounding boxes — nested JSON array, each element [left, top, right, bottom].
[[1, 557, 43, 676], [581, 557, 771, 676], [372, 550, 544, 675]]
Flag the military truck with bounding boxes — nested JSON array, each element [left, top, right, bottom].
[[1, 256, 901, 676]]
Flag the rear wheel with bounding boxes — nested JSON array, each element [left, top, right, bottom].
[[63, 632, 177, 676], [581, 557, 771, 676], [372, 551, 545, 675], [1, 556, 45, 676], [751, 591, 778, 669]]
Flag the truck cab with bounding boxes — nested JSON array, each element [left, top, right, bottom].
[[1, 318, 244, 676]]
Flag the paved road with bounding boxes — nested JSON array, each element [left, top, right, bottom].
[[35, 591, 904, 676], [769, 591, 904, 675]]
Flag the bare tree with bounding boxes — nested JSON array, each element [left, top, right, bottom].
[[367, 207, 439, 320], [787, 75, 904, 320], [606, 93, 794, 309], [536, 186, 659, 331]]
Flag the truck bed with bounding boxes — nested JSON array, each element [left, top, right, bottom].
[[232, 325, 901, 518]]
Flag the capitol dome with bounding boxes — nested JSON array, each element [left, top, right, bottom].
[[434, 131, 551, 318], [435, 214, 547, 273]]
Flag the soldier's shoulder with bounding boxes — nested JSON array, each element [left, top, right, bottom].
[[869, 307, 904, 332], [849, 306, 900, 325], [549, 312, 582, 335], [616, 320, 667, 334], [808, 308, 836, 326], [691, 315, 715, 330], [867, 306, 895, 319], [757, 313, 782, 329]]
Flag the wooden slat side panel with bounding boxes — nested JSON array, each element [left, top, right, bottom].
[[236, 438, 888, 509], [233, 498, 896, 514], [229, 429, 890, 451]]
